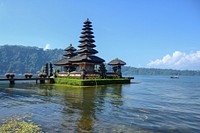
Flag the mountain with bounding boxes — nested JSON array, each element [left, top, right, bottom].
[[0, 45, 63, 74], [121, 66, 200, 76], [0, 45, 200, 76]]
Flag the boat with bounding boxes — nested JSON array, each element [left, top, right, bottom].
[[170, 76, 179, 79]]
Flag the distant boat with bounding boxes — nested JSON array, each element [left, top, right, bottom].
[[170, 76, 179, 79]]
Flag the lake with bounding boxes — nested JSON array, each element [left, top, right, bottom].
[[0, 76, 200, 132]]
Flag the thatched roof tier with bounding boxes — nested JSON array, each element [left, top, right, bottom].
[[83, 24, 92, 27], [108, 58, 126, 66], [63, 51, 77, 57], [82, 27, 93, 31], [78, 43, 96, 48], [79, 38, 95, 43], [76, 48, 98, 54], [81, 30, 94, 34], [64, 44, 76, 51], [80, 34, 94, 38], [54, 58, 71, 66], [84, 18, 92, 24], [70, 55, 104, 64], [78, 18, 96, 54], [62, 44, 77, 58]]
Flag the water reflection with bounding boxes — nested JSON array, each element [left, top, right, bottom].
[[48, 84, 124, 132], [0, 83, 176, 132], [0, 84, 125, 132], [1, 77, 200, 132]]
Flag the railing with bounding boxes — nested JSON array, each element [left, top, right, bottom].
[[57, 72, 81, 77], [106, 72, 118, 77], [57, 72, 119, 78], [57, 72, 100, 78]]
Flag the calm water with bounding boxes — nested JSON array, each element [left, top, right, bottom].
[[0, 76, 200, 133]]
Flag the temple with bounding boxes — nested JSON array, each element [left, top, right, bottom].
[[54, 18, 126, 79], [54, 19, 105, 77]]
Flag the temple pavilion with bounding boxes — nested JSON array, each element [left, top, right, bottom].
[[54, 44, 77, 72], [54, 19, 105, 77], [54, 18, 127, 79], [108, 58, 126, 78]]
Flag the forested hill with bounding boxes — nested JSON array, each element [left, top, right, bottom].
[[0, 45, 63, 74], [0, 45, 200, 76], [121, 67, 200, 76]]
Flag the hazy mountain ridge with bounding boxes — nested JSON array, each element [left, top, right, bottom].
[[0, 45, 200, 76], [121, 66, 200, 76]]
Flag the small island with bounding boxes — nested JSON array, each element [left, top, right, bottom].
[[0, 19, 132, 86], [53, 18, 132, 86]]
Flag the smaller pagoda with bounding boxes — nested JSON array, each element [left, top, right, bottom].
[[64, 44, 77, 59], [54, 44, 77, 72], [108, 58, 126, 78]]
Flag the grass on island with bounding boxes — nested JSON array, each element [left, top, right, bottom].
[[53, 77, 130, 86], [0, 115, 44, 133]]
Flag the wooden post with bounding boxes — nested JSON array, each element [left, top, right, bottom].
[[9, 79, 15, 84], [40, 79, 45, 84], [50, 78, 54, 84]]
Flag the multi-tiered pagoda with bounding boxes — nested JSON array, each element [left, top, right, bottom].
[[70, 18, 105, 72], [54, 19, 105, 74]]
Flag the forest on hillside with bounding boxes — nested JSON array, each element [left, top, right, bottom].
[[0, 45, 63, 74], [0, 45, 200, 76]]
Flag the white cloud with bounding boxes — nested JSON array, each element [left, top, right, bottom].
[[43, 44, 50, 51], [147, 51, 200, 70]]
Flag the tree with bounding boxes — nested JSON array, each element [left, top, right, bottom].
[[98, 63, 107, 78]]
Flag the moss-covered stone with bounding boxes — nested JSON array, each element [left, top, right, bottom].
[[53, 77, 130, 86]]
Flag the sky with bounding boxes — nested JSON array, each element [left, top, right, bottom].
[[0, 0, 200, 70]]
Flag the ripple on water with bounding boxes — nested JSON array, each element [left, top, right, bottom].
[[0, 76, 200, 132]]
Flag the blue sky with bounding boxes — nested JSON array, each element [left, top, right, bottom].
[[0, 0, 200, 70]]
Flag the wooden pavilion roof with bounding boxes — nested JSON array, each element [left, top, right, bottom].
[[78, 43, 96, 48], [64, 44, 76, 51], [84, 18, 92, 24], [54, 58, 72, 66], [70, 55, 105, 64], [63, 51, 77, 57], [108, 58, 126, 66], [76, 48, 98, 54]]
